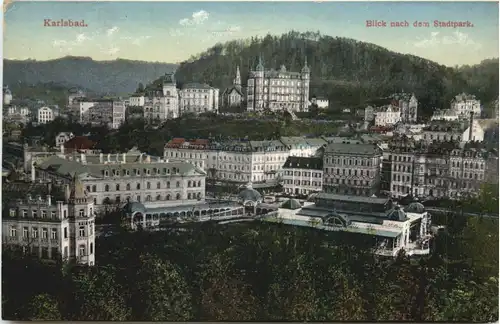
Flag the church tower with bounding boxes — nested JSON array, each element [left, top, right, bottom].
[[66, 176, 96, 266], [234, 66, 241, 87], [254, 55, 265, 111], [301, 57, 311, 112], [409, 94, 418, 123]]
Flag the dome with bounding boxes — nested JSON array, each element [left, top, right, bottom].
[[405, 202, 426, 214], [238, 183, 262, 202], [280, 198, 302, 210], [387, 206, 407, 221], [123, 201, 147, 214]]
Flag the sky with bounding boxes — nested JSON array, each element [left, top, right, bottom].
[[3, 1, 499, 66]]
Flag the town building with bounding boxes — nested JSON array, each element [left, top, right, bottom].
[[68, 89, 86, 107], [33, 149, 207, 211], [5, 106, 30, 124], [279, 136, 327, 157], [129, 95, 145, 107], [246, 57, 310, 112], [451, 93, 481, 117], [37, 107, 55, 124], [322, 141, 383, 196], [2, 180, 96, 266], [221, 66, 245, 110], [143, 73, 179, 121], [374, 104, 401, 127], [431, 109, 460, 121], [364, 105, 375, 123], [282, 156, 323, 195], [387, 137, 498, 199], [421, 118, 484, 143], [55, 132, 75, 147], [309, 96, 329, 109], [3, 85, 13, 105], [178, 83, 219, 115], [265, 194, 432, 257], [85, 99, 126, 129], [70, 99, 97, 123], [391, 93, 418, 124]]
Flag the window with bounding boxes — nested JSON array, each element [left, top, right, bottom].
[[167, 181, 170, 188], [42, 228, 48, 239], [64, 247, 68, 259], [105, 184, 110, 192], [157, 182, 161, 189], [90, 243, 94, 255], [147, 182, 151, 189], [51, 211, 56, 219], [116, 184, 120, 191], [146, 195, 152, 202], [176, 193, 181, 200], [136, 183, 141, 190], [176, 181, 180, 188], [10, 226, 16, 237], [23, 227, 29, 238], [22, 210, 27, 217], [79, 209, 85, 217], [89, 224, 93, 236], [126, 183, 131, 190], [9, 209, 16, 217], [32, 227, 38, 238], [92, 185, 96, 192], [51, 229, 58, 240], [166, 194, 171, 200], [64, 227, 68, 239], [32, 210, 38, 218], [79, 244, 86, 257], [188, 181, 192, 187], [79, 227, 85, 237]]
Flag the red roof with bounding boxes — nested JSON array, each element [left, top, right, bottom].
[[64, 136, 96, 150], [165, 138, 210, 149]]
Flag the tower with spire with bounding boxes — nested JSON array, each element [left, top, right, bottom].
[[234, 66, 241, 87], [301, 57, 311, 112], [66, 175, 96, 266]]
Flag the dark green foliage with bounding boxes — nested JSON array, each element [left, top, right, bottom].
[[3, 214, 498, 322]]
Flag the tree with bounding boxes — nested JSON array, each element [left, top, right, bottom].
[[26, 294, 62, 321]]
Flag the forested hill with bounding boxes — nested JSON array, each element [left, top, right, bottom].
[[3, 56, 177, 96], [175, 31, 498, 117]]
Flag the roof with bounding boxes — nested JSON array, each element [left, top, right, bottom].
[[123, 201, 147, 214], [165, 138, 210, 149], [182, 83, 213, 90], [280, 199, 302, 210], [64, 136, 96, 150], [324, 142, 382, 156], [224, 85, 244, 96], [283, 156, 323, 170], [36, 155, 206, 179], [238, 184, 262, 202], [315, 193, 390, 205], [405, 202, 426, 214]]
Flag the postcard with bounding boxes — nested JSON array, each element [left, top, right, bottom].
[[2, 1, 499, 322]]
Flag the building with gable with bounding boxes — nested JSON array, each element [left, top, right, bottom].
[[222, 66, 245, 110], [143, 72, 180, 121]]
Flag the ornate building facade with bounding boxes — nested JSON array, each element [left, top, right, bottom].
[[246, 57, 310, 112], [178, 83, 219, 115], [143, 73, 180, 121]]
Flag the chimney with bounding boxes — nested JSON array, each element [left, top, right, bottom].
[[122, 153, 126, 163], [47, 195, 52, 205], [60, 144, 65, 154], [468, 111, 474, 142], [99, 153, 104, 164], [31, 162, 36, 183], [139, 153, 143, 163], [81, 153, 86, 164]]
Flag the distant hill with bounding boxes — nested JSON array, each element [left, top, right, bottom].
[[175, 31, 499, 117], [3, 56, 177, 96]]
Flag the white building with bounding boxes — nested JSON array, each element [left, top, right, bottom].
[[55, 132, 75, 147], [7, 106, 29, 117], [3, 180, 96, 266], [431, 109, 459, 121], [364, 105, 375, 123], [391, 93, 418, 124], [79, 99, 125, 129], [179, 83, 219, 115], [129, 95, 145, 107], [310, 97, 329, 109], [246, 57, 310, 112], [144, 73, 179, 121], [282, 156, 323, 195], [34, 150, 207, 211], [37, 107, 54, 124], [279, 136, 327, 157], [3, 86, 13, 105], [421, 120, 484, 143], [71, 100, 97, 123], [270, 194, 432, 257], [451, 93, 481, 117], [374, 104, 401, 127]]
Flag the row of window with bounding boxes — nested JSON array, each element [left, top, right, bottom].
[[325, 178, 371, 186], [325, 157, 374, 167], [91, 180, 202, 193], [283, 171, 322, 177], [324, 168, 374, 177], [451, 161, 484, 169], [100, 167, 181, 177], [284, 180, 321, 186]]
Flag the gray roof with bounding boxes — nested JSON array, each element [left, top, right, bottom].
[[123, 201, 147, 214], [36, 155, 206, 179], [324, 142, 382, 156], [182, 83, 213, 90], [283, 156, 323, 170], [238, 187, 262, 202], [405, 202, 425, 214], [280, 199, 302, 210], [315, 193, 390, 206]]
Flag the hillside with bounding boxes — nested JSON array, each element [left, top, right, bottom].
[[3, 56, 177, 96], [175, 31, 498, 117]]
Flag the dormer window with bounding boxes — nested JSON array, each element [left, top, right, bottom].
[[33, 211, 38, 218]]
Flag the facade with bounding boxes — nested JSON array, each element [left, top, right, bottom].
[[68, 90, 86, 107], [451, 93, 481, 117], [310, 97, 329, 109], [3, 85, 13, 105], [374, 104, 401, 127], [222, 66, 245, 110], [143, 73, 179, 121], [85, 100, 125, 129], [282, 156, 323, 195], [129, 95, 145, 107], [71, 99, 97, 123], [364, 105, 375, 123], [179, 83, 219, 115], [246, 57, 310, 112], [5, 106, 30, 124], [431, 109, 460, 121], [55, 132, 75, 147], [279, 136, 327, 157], [391, 93, 418, 124], [37, 107, 55, 124], [2, 180, 96, 266], [421, 119, 484, 143], [270, 194, 432, 257], [387, 138, 498, 199], [322, 142, 383, 196], [34, 150, 207, 210]]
